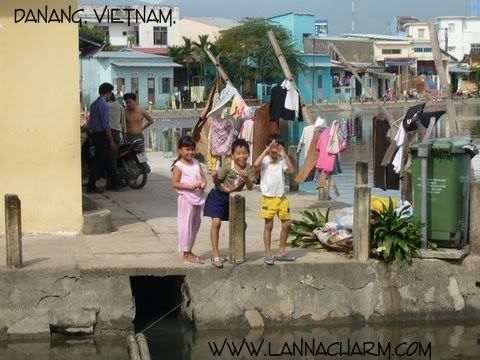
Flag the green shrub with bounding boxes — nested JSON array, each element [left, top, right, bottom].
[[371, 199, 423, 267], [289, 208, 330, 249]]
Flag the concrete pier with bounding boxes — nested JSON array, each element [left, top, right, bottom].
[[1, 153, 480, 339]]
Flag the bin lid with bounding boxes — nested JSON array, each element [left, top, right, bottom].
[[410, 138, 479, 155]]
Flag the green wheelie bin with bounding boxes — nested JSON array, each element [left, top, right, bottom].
[[410, 138, 478, 249]]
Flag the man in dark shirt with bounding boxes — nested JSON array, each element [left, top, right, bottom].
[[86, 82, 121, 193]]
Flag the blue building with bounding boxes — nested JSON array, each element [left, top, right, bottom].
[[269, 12, 315, 52], [81, 51, 182, 109], [473, 0, 480, 16], [267, 13, 337, 145]]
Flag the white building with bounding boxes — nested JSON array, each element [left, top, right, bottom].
[[435, 16, 480, 61], [175, 17, 237, 45], [81, 5, 179, 51]]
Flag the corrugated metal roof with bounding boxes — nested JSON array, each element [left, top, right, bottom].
[[111, 61, 182, 68], [342, 33, 409, 41]]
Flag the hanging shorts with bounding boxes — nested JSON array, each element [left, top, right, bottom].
[[203, 188, 230, 221], [260, 196, 290, 221]]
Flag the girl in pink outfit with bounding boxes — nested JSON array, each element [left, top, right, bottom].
[[171, 136, 207, 264]]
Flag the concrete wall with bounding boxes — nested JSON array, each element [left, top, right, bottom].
[[437, 17, 480, 61], [305, 38, 375, 63], [374, 41, 413, 62], [175, 18, 229, 45], [298, 54, 333, 104], [0, 0, 83, 234]]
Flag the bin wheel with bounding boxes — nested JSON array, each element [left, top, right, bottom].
[[453, 231, 465, 250]]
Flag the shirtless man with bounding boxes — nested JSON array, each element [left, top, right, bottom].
[[123, 93, 154, 143]]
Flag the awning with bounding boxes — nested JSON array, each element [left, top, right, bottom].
[[384, 59, 416, 67], [111, 61, 183, 68], [368, 70, 396, 79]]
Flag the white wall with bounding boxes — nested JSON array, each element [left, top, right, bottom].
[[374, 41, 413, 62], [437, 17, 480, 60], [82, 6, 179, 48], [174, 18, 227, 45]]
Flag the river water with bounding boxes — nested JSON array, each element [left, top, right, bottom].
[[2, 320, 479, 359]]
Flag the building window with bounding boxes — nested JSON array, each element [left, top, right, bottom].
[[448, 23, 455, 32], [448, 46, 456, 52], [153, 26, 168, 45], [148, 78, 155, 104], [317, 74, 323, 89], [161, 78, 171, 94], [414, 47, 423, 53], [131, 77, 139, 96], [122, 31, 127, 36], [382, 49, 401, 54], [471, 44, 480, 53], [418, 29, 425, 39], [303, 33, 311, 39], [115, 78, 125, 94]]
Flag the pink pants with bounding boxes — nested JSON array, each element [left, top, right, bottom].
[[177, 195, 202, 252]]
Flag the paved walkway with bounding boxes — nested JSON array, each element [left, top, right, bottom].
[[0, 153, 353, 272]]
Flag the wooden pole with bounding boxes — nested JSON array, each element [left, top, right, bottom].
[[204, 46, 230, 83], [355, 161, 368, 186], [469, 182, 480, 255], [267, 30, 314, 125], [427, 21, 459, 137], [288, 146, 299, 192], [353, 185, 371, 261], [327, 42, 396, 125], [229, 193, 246, 264], [127, 335, 141, 360], [136, 333, 152, 360], [5, 194, 22, 269]]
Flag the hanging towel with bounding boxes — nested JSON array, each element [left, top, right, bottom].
[[190, 86, 205, 103], [207, 81, 240, 118], [316, 128, 337, 173], [297, 125, 315, 160], [392, 125, 406, 174]]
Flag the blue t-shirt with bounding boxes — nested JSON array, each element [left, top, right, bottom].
[[88, 97, 109, 132]]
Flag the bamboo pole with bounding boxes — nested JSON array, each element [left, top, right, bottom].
[[427, 21, 459, 137], [204, 45, 230, 83], [5, 194, 23, 269], [327, 42, 396, 125], [267, 30, 314, 125]]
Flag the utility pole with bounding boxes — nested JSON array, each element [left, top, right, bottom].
[[351, 0, 356, 32]]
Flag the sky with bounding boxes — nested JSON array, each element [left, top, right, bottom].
[[81, 0, 472, 34]]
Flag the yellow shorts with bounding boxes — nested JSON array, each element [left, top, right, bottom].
[[260, 196, 291, 220]]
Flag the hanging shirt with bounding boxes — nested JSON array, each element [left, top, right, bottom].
[[282, 80, 299, 118], [210, 115, 234, 156], [297, 125, 315, 160], [315, 128, 337, 173]]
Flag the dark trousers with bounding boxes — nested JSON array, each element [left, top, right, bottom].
[[87, 131, 120, 190], [107, 129, 122, 187]]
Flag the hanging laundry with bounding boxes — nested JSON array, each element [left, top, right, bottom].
[[190, 86, 205, 103], [207, 81, 239, 118], [210, 115, 234, 156], [269, 83, 303, 122], [373, 117, 399, 191], [316, 128, 337, 173], [392, 125, 406, 174], [282, 80, 299, 118], [326, 120, 346, 155], [297, 125, 315, 160], [230, 95, 245, 119], [240, 118, 254, 164]]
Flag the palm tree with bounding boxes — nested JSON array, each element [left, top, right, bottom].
[[180, 36, 197, 101], [193, 34, 211, 85]]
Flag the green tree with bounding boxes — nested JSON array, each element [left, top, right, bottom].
[[79, 24, 115, 51], [474, 67, 480, 90], [213, 18, 302, 90], [193, 34, 212, 84]]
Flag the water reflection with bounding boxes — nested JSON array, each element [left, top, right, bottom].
[[140, 320, 480, 360]]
